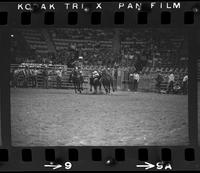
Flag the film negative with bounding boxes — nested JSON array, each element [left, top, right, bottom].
[[0, 1, 200, 171]]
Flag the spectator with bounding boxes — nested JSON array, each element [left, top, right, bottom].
[[56, 69, 62, 89], [133, 71, 140, 92], [42, 66, 48, 89], [23, 66, 30, 88], [129, 73, 134, 91], [167, 72, 175, 94], [30, 68, 37, 88], [173, 81, 182, 94], [155, 70, 164, 93], [182, 74, 188, 95]]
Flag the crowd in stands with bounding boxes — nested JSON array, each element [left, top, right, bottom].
[[9, 28, 189, 94], [10, 28, 188, 70]]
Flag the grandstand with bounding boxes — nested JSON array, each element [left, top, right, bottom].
[[10, 28, 189, 92], [10, 28, 188, 68], [20, 29, 49, 55]]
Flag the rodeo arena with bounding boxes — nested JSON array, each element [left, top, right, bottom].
[[10, 28, 189, 146]]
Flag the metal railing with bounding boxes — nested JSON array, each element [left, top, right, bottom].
[[10, 64, 185, 92]]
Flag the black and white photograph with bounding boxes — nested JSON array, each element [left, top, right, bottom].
[[10, 28, 188, 146]]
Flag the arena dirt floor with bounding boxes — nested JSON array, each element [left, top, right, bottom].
[[11, 88, 189, 146]]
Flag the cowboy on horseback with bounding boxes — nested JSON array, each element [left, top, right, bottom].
[[89, 70, 102, 93], [92, 70, 100, 79], [69, 64, 84, 93], [100, 67, 115, 94]]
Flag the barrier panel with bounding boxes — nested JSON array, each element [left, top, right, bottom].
[[10, 64, 186, 92]]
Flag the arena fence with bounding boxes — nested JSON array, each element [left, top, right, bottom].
[[10, 64, 187, 92]]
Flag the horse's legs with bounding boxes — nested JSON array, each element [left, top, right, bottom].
[[81, 82, 83, 91], [76, 82, 80, 93], [80, 83, 82, 91], [94, 85, 97, 94], [77, 82, 79, 92], [99, 83, 102, 91], [102, 82, 108, 94], [79, 88, 82, 93], [108, 84, 111, 93], [89, 78, 93, 92], [74, 82, 77, 93], [81, 77, 84, 91], [110, 80, 115, 92], [78, 82, 82, 93]]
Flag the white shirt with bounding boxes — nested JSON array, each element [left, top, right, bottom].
[[93, 71, 99, 78], [183, 75, 188, 82], [57, 70, 62, 77], [93, 73, 99, 78], [133, 73, 140, 81], [168, 74, 175, 83]]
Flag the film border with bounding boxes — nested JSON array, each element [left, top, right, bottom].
[[0, 1, 199, 171]]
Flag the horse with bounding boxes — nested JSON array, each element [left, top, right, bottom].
[[89, 74, 102, 94], [69, 69, 84, 93], [100, 70, 115, 94]]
